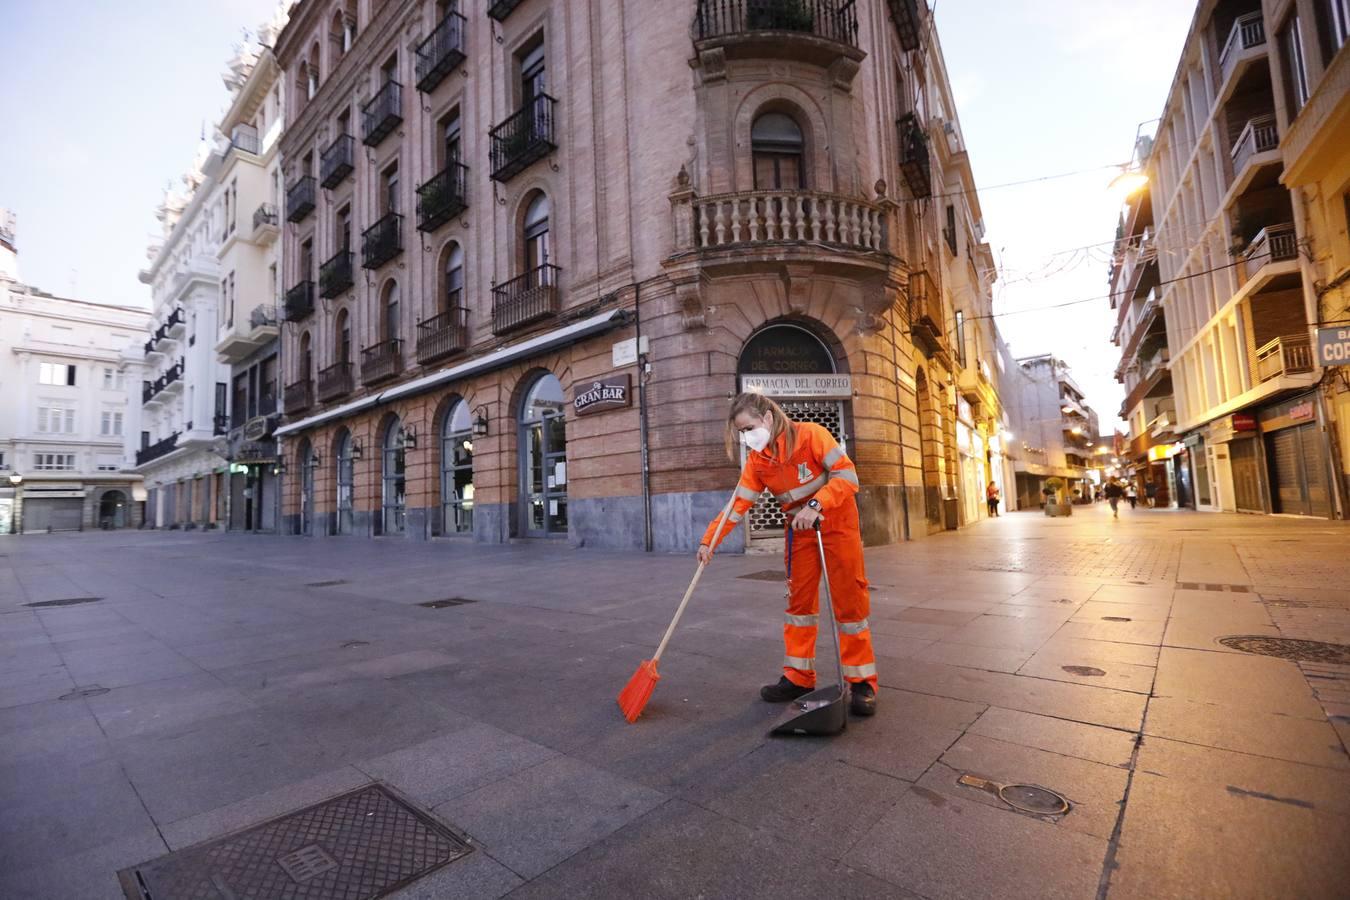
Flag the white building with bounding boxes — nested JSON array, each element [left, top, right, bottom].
[[0, 214, 150, 533], [129, 142, 230, 529], [1005, 354, 1102, 510]]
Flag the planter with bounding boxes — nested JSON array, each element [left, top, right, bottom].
[[1045, 503, 1074, 517]]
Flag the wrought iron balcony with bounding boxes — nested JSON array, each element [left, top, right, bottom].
[[320, 134, 355, 188], [213, 414, 230, 436], [252, 203, 279, 232], [693, 0, 859, 46], [284, 281, 316, 322], [416, 305, 469, 365], [286, 176, 316, 222], [415, 11, 467, 92], [689, 190, 884, 252], [360, 339, 403, 385], [897, 113, 932, 199], [229, 124, 260, 156], [490, 94, 557, 182], [492, 264, 560, 334], [163, 306, 185, 338], [361, 213, 403, 269], [248, 304, 278, 331], [416, 162, 469, 232], [317, 361, 354, 402], [320, 250, 355, 298], [1230, 114, 1279, 176], [362, 81, 403, 146], [886, 0, 922, 50], [907, 269, 946, 360], [1255, 334, 1314, 382], [284, 378, 314, 414], [487, 0, 525, 22], [136, 432, 180, 466]]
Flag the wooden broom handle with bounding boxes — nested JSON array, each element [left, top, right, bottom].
[[652, 488, 738, 663]]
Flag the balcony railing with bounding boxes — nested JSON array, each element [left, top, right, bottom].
[[229, 124, 260, 156], [492, 264, 560, 334], [1230, 114, 1279, 176], [320, 250, 355, 298], [362, 81, 403, 146], [490, 94, 557, 182], [284, 281, 316, 322], [1255, 333, 1314, 382], [320, 134, 355, 188], [361, 213, 403, 269], [897, 113, 932, 199], [317, 362, 354, 402], [360, 339, 404, 385], [907, 269, 945, 359], [162, 306, 185, 339], [252, 202, 278, 233], [417, 162, 469, 232], [690, 190, 885, 252], [1243, 223, 1298, 279], [136, 432, 180, 467], [693, 0, 859, 47], [213, 414, 230, 436], [487, 0, 526, 22], [415, 11, 467, 92], [143, 359, 185, 404], [416, 305, 469, 365], [284, 378, 314, 414], [1219, 12, 1266, 83], [886, 0, 922, 50], [248, 304, 278, 330], [286, 176, 316, 222]]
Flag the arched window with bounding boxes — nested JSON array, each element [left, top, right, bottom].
[[519, 373, 567, 536], [344, 0, 358, 46], [751, 112, 805, 190], [440, 400, 474, 534], [380, 280, 400, 342], [297, 61, 312, 103], [297, 438, 315, 536], [330, 10, 347, 55], [334, 429, 353, 535], [307, 43, 322, 97], [523, 192, 550, 274], [443, 243, 464, 311], [299, 331, 313, 381], [381, 417, 406, 535], [334, 308, 351, 363]]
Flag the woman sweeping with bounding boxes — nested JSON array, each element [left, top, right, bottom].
[[697, 393, 878, 716]]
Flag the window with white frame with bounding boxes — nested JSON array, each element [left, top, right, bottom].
[[1318, 0, 1349, 59], [100, 367, 125, 391], [38, 362, 77, 386], [96, 454, 120, 472], [38, 406, 78, 434], [1279, 14, 1311, 115], [33, 453, 77, 471], [101, 411, 124, 437]]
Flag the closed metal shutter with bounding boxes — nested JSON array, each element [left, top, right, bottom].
[[1229, 438, 1264, 512], [1298, 423, 1332, 518], [747, 400, 845, 540], [1268, 429, 1302, 514], [23, 498, 84, 532]]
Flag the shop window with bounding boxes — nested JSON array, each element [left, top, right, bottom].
[[334, 429, 354, 534], [519, 373, 567, 536], [441, 400, 474, 534], [381, 417, 407, 535]]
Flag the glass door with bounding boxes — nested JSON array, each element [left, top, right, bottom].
[[519, 374, 567, 537]]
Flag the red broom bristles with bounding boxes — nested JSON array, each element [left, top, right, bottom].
[[616, 659, 660, 723]]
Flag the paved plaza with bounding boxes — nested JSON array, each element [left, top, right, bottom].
[[2, 505, 1349, 899]]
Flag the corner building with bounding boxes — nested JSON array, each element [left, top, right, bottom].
[[274, 0, 989, 550]]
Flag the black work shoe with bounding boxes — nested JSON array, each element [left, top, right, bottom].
[[849, 681, 877, 716], [760, 676, 813, 703]]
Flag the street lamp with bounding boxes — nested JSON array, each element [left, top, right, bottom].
[[7, 473, 21, 486]]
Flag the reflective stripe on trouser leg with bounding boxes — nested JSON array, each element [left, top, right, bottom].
[[822, 529, 878, 685]]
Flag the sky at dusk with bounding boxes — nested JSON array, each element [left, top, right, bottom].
[[0, 1, 1195, 429]]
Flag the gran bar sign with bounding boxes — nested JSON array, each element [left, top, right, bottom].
[[573, 375, 631, 416], [1316, 326, 1350, 366], [740, 374, 852, 398]]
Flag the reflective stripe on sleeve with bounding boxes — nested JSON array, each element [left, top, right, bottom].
[[785, 613, 819, 627], [784, 474, 828, 504], [727, 511, 743, 523], [841, 663, 878, 679], [823, 446, 845, 468], [837, 618, 870, 635], [774, 491, 793, 505], [735, 486, 761, 502], [827, 468, 859, 486], [784, 655, 816, 670]]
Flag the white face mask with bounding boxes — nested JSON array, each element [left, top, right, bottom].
[[742, 426, 772, 453]]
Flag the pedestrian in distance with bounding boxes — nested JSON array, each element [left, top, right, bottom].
[[986, 480, 1000, 517], [1126, 482, 1138, 509], [697, 392, 878, 717], [1145, 480, 1158, 508], [1104, 478, 1125, 518]]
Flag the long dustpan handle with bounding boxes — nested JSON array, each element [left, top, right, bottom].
[[652, 483, 738, 664], [813, 522, 847, 688]]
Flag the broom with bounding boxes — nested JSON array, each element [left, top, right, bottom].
[[617, 489, 738, 723]]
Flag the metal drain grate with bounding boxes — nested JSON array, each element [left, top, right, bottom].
[[25, 596, 103, 608], [60, 685, 110, 700], [118, 784, 471, 900], [306, 579, 348, 588], [1176, 582, 1250, 593], [737, 570, 787, 582], [419, 597, 477, 609], [1218, 636, 1350, 665]]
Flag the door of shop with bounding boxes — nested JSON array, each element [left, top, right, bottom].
[[1229, 437, 1266, 512], [1266, 423, 1332, 517], [23, 497, 83, 532]]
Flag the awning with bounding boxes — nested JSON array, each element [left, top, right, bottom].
[[275, 308, 632, 438]]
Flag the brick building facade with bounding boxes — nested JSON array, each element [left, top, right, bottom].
[[273, 0, 1002, 550]]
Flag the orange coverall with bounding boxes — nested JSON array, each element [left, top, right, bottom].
[[701, 422, 878, 689]]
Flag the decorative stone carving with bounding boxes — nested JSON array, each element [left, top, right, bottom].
[[697, 47, 727, 83], [828, 56, 861, 91], [674, 275, 709, 330], [783, 263, 813, 313]]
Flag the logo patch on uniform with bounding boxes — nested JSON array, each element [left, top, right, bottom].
[[797, 463, 814, 484]]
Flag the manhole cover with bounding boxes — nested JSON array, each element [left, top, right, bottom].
[[1218, 636, 1350, 664], [60, 686, 110, 700], [1101, 616, 1132, 622], [738, 570, 786, 581], [306, 579, 348, 588], [26, 596, 103, 608], [118, 784, 471, 900], [1061, 665, 1106, 677], [957, 774, 1070, 816], [419, 597, 476, 609]]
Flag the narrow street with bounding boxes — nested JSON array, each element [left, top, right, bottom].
[[2, 506, 1348, 899]]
